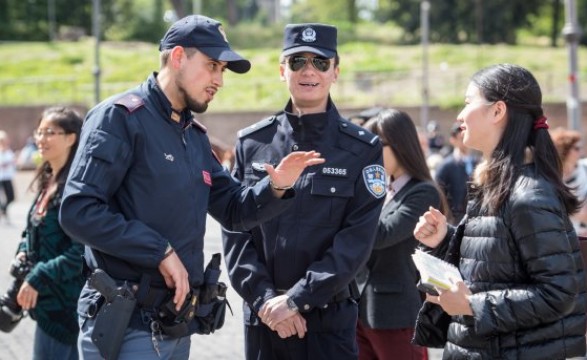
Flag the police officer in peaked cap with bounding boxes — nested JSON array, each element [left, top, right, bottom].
[[222, 23, 386, 359]]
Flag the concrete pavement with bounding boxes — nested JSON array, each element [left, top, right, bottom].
[[0, 171, 442, 359]]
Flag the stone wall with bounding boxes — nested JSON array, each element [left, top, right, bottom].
[[0, 102, 585, 153], [197, 103, 587, 148], [0, 105, 88, 150]]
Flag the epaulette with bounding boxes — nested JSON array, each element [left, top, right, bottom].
[[338, 120, 378, 146], [191, 119, 207, 133], [210, 149, 222, 164], [114, 93, 144, 113], [237, 115, 278, 138]]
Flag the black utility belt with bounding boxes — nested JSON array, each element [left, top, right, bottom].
[[128, 278, 181, 310], [87, 253, 229, 360]]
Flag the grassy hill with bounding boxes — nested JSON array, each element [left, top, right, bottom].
[[0, 39, 585, 112]]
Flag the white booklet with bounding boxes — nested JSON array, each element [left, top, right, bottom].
[[412, 249, 463, 294]]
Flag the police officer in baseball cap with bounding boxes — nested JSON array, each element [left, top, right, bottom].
[[223, 22, 385, 360], [159, 14, 250, 74], [60, 13, 325, 359]]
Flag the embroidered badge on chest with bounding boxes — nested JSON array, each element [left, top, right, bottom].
[[362, 165, 386, 199]]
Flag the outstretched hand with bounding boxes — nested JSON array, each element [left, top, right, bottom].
[[265, 151, 325, 192]]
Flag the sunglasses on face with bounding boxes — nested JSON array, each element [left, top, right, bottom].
[[287, 55, 331, 72]]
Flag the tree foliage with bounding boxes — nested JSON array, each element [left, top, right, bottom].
[[0, 0, 166, 42], [290, 0, 355, 24], [0, 0, 584, 46], [375, 0, 551, 44]]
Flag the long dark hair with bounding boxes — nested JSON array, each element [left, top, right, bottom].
[[470, 64, 578, 214], [364, 108, 449, 214], [32, 106, 83, 193]]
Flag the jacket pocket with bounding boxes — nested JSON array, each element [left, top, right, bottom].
[[308, 177, 354, 225], [79, 129, 130, 187], [311, 177, 354, 198]]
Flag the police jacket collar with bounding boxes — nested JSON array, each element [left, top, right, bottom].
[[284, 97, 337, 143], [148, 73, 194, 128]]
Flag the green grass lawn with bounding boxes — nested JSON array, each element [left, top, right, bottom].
[[0, 39, 584, 111]]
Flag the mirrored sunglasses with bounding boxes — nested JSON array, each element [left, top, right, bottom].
[[287, 55, 331, 72]]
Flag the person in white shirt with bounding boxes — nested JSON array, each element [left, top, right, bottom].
[[0, 130, 16, 222]]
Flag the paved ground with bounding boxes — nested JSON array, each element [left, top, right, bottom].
[[0, 171, 443, 359]]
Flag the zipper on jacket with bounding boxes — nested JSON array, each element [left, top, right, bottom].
[[297, 117, 306, 144]]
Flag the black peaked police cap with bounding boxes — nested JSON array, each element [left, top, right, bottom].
[[282, 23, 337, 59], [159, 15, 251, 74]]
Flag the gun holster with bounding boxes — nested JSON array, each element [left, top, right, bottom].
[[89, 269, 137, 360]]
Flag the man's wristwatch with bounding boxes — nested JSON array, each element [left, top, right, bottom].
[[286, 296, 299, 312]]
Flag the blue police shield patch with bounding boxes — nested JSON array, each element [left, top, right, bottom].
[[362, 165, 386, 199]]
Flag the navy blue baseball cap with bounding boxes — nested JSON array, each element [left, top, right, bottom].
[[282, 23, 337, 58], [159, 15, 251, 74]]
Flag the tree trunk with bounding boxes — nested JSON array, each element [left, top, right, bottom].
[[348, 0, 357, 23], [551, 0, 561, 47], [227, 0, 238, 25]]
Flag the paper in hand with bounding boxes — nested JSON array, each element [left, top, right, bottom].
[[412, 249, 463, 296]]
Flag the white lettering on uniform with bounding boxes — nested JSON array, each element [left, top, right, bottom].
[[322, 167, 347, 176]]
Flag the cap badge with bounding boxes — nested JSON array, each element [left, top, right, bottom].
[[217, 25, 229, 43], [301, 27, 317, 43]]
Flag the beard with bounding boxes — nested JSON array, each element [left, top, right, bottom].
[[176, 77, 209, 114], [185, 96, 208, 114]]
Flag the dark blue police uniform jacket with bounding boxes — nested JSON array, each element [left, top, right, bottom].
[[59, 74, 294, 329], [223, 99, 385, 334]]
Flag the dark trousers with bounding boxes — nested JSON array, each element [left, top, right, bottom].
[[0, 179, 14, 214], [356, 321, 428, 360], [245, 300, 358, 360]]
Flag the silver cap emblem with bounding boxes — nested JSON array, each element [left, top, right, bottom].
[[301, 28, 316, 42]]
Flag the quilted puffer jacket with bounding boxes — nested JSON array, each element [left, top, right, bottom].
[[426, 165, 586, 359]]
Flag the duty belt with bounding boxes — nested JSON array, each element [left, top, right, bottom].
[[105, 275, 173, 310]]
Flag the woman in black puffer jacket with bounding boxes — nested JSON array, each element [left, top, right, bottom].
[[413, 64, 586, 360]]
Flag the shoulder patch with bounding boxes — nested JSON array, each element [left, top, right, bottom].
[[114, 93, 144, 113], [362, 165, 387, 199], [338, 120, 377, 145], [238, 115, 277, 138], [191, 119, 207, 133]]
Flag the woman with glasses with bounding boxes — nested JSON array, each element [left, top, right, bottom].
[[356, 109, 447, 360], [14, 106, 84, 359], [223, 23, 386, 359], [413, 64, 586, 359]]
